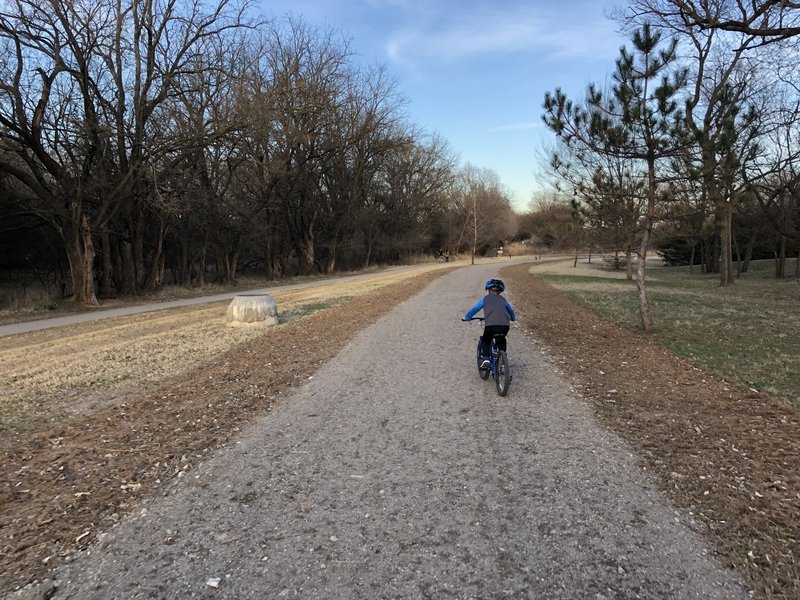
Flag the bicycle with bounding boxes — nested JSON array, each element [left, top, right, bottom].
[[465, 317, 511, 396]]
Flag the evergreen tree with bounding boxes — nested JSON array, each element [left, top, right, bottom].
[[543, 24, 687, 329]]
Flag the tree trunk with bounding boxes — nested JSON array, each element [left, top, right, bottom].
[[625, 248, 633, 281], [217, 249, 239, 284], [636, 158, 656, 331], [742, 229, 757, 274], [635, 231, 653, 330], [263, 258, 273, 280], [64, 214, 100, 306], [795, 248, 800, 279], [99, 226, 114, 298], [776, 236, 787, 279], [299, 236, 315, 276], [325, 252, 336, 274], [719, 202, 734, 286], [118, 240, 137, 295], [471, 210, 478, 266], [61, 213, 97, 305], [364, 230, 374, 269], [216, 254, 228, 284], [274, 255, 285, 280], [133, 202, 146, 291], [263, 235, 275, 280], [326, 222, 342, 274], [142, 220, 165, 292], [80, 216, 98, 304], [198, 234, 208, 287], [58, 197, 98, 306], [701, 237, 709, 274], [733, 227, 742, 277], [230, 251, 239, 283]]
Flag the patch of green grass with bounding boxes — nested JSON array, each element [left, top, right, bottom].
[[278, 296, 353, 323], [540, 274, 632, 286], [540, 274, 642, 329], [542, 261, 800, 405], [34, 303, 59, 312]]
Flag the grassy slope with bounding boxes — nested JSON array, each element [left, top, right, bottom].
[[540, 260, 800, 405]]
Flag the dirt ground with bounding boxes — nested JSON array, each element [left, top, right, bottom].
[[2, 261, 798, 599], [506, 262, 799, 600], [0, 266, 453, 450]]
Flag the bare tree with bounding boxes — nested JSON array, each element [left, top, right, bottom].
[[317, 65, 407, 272], [622, 1, 779, 287], [0, 2, 519, 296], [741, 97, 800, 277], [545, 139, 646, 278], [664, 0, 800, 42], [259, 18, 354, 275], [358, 132, 457, 267], [103, 0, 254, 294], [521, 195, 582, 253], [455, 165, 516, 264], [0, 0, 110, 303], [0, 0, 253, 303]]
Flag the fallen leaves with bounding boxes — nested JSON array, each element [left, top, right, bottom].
[[504, 264, 800, 600]]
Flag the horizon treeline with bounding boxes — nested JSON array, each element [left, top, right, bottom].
[[0, 1, 516, 305]]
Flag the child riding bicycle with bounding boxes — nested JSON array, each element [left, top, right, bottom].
[[462, 278, 516, 368]]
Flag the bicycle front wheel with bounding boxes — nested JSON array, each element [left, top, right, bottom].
[[495, 350, 510, 396]]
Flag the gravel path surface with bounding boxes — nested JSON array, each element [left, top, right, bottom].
[[43, 265, 746, 599]]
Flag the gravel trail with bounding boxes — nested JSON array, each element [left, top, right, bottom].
[[43, 265, 746, 599]]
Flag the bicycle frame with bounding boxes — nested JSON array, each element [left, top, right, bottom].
[[487, 338, 500, 377], [466, 317, 511, 396]]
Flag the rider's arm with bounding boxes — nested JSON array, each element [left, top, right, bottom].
[[504, 299, 517, 321], [463, 298, 484, 320]]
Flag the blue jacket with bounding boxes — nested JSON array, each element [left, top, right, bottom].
[[464, 294, 516, 326]]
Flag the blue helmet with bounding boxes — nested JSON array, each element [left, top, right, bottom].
[[484, 278, 505, 292]]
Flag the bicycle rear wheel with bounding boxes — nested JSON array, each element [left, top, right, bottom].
[[494, 350, 510, 396], [476, 339, 490, 380]]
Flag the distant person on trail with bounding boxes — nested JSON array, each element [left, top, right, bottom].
[[462, 278, 516, 369]]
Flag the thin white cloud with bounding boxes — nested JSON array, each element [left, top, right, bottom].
[[364, 0, 424, 7], [488, 121, 542, 133], [384, 2, 619, 66]]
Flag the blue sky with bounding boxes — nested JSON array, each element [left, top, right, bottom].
[[259, 0, 629, 210]]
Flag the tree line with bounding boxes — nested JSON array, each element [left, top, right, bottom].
[[539, 0, 800, 329], [0, 0, 517, 305]]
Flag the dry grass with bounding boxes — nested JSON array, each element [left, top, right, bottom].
[[536, 258, 800, 406], [0, 264, 452, 448], [1, 267, 457, 592]]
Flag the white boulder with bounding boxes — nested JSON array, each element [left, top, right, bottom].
[[226, 294, 279, 327]]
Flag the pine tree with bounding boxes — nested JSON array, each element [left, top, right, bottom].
[[543, 24, 687, 329]]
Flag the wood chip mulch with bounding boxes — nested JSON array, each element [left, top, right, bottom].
[[3, 263, 797, 599], [503, 263, 799, 600], [0, 268, 453, 594]]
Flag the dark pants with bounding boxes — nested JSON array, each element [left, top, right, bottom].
[[480, 325, 509, 358]]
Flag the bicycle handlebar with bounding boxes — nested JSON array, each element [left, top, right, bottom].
[[463, 317, 484, 322]]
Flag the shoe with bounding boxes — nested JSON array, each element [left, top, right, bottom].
[[480, 360, 490, 369]]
